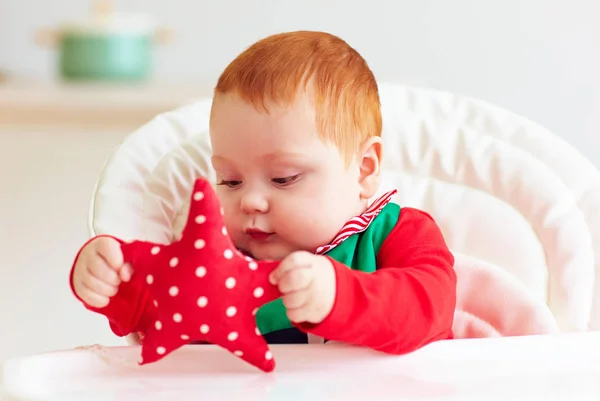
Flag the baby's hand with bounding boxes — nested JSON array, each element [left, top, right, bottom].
[[72, 237, 133, 308], [269, 251, 336, 325]]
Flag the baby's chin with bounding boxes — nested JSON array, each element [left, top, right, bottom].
[[238, 243, 305, 261], [238, 248, 285, 261]]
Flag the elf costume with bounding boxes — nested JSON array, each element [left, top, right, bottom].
[[69, 178, 456, 371]]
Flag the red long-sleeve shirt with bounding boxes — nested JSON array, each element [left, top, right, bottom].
[[70, 207, 456, 354], [296, 207, 456, 353]]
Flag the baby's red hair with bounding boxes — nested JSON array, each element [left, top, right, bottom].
[[213, 30, 382, 162]]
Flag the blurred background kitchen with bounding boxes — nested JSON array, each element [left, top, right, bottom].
[[1, 0, 599, 369]]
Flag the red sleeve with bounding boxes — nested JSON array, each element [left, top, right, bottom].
[[297, 207, 456, 354], [70, 235, 155, 337]]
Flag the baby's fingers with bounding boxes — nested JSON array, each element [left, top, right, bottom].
[[282, 289, 310, 311], [80, 290, 110, 309], [83, 273, 119, 298], [119, 263, 134, 282], [277, 266, 312, 294], [94, 237, 124, 270], [88, 259, 120, 286]]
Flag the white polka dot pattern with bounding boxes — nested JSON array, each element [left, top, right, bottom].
[[197, 296, 208, 308], [225, 277, 236, 289]]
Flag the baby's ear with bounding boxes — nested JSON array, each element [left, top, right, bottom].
[[357, 136, 383, 200]]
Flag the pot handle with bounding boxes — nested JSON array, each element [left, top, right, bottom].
[[35, 28, 60, 48], [154, 27, 173, 45]]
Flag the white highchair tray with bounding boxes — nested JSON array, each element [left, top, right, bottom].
[[2, 332, 600, 400]]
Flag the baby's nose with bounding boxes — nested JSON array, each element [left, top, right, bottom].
[[240, 191, 269, 214]]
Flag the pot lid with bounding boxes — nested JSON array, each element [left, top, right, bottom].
[[59, 1, 156, 35]]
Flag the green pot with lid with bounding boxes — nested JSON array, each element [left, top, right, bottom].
[[36, 1, 171, 81]]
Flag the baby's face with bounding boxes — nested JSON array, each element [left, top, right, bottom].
[[209, 93, 366, 260]]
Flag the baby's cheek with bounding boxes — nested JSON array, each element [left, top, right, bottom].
[[220, 208, 241, 242], [287, 212, 339, 249], [223, 217, 240, 239], [219, 199, 236, 225]]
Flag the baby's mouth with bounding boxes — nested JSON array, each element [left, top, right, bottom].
[[245, 228, 274, 242]]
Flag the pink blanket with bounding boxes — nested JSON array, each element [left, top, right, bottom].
[[452, 253, 559, 338]]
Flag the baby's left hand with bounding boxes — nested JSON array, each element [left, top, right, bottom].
[[269, 251, 336, 325]]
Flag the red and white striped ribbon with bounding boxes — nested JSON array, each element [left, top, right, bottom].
[[315, 190, 397, 255]]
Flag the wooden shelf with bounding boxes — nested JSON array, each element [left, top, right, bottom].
[[0, 78, 213, 128]]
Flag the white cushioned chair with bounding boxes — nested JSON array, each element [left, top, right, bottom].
[[88, 82, 600, 342]]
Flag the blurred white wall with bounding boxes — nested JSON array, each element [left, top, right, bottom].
[[1, 0, 599, 164]]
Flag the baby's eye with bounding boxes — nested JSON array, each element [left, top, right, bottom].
[[272, 175, 300, 186], [217, 180, 242, 188]]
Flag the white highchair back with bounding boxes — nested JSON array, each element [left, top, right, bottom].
[[89, 82, 600, 338]]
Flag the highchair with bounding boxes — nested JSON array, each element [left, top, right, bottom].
[[3, 82, 600, 400]]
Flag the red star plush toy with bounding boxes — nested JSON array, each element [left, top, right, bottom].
[[119, 178, 282, 372]]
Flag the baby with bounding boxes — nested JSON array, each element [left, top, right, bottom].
[[70, 31, 457, 353]]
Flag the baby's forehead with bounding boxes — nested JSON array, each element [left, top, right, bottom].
[[210, 92, 318, 132], [209, 121, 344, 170], [209, 89, 355, 161]]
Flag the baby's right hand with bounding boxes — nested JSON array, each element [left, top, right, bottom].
[[72, 237, 134, 308]]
